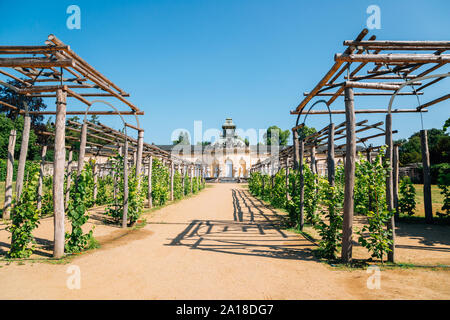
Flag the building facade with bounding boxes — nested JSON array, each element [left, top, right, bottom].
[[158, 118, 277, 178]]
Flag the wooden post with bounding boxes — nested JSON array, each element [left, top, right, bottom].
[[93, 162, 98, 203], [15, 108, 31, 199], [310, 145, 316, 174], [136, 130, 144, 188], [385, 113, 396, 263], [122, 139, 129, 228], [181, 165, 185, 195], [366, 149, 373, 212], [133, 151, 137, 167], [293, 129, 300, 170], [37, 144, 47, 212], [299, 140, 305, 230], [53, 89, 66, 258], [327, 123, 335, 186], [421, 130, 433, 224], [3, 129, 16, 219], [285, 158, 290, 201], [393, 144, 399, 220], [77, 121, 87, 176], [148, 156, 153, 208], [64, 149, 73, 210], [170, 161, 174, 201], [190, 166, 193, 193], [342, 86, 356, 263]]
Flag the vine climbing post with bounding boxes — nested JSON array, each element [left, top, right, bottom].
[[136, 130, 144, 187], [299, 139, 305, 230], [170, 161, 174, 201], [393, 144, 399, 220], [15, 103, 31, 199], [181, 164, 185, 193], [421, 129, 433, 224], [293, 129, 300, 170], [148, 156, 153, 208], [37, 144, 47, 212], [385, 113, 396, 263], [366, 148, 373, 212], [310, 144, 316, 174], [190, 165, 193, 193], [285, 157, 289, 201], [65, 149, 73, 210], [327, 123, 335, 186], [3, 129, 16, 219], [53, 88, 67, 258], [122, 138, 129, 228], [342, 86, 355, 263], [77, 121, 87, 176], [93, 162, 98, 203]]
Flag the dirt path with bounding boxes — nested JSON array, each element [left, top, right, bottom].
[[0, 183, 449, 299]]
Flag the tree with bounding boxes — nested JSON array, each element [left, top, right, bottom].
[[0, 79, 47, 127], [395, 122, 450, 166], [297, 125, 317, 140], [89, 114, 100, 124], [264, 126, 290, 146]]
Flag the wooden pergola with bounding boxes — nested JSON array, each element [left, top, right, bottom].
[[252, 28, 449, 263], [0, 35, 205, 258]]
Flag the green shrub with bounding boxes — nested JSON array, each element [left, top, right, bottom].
[[398, 176, 416, 216], [7, 164, 40, 258], [65, 168, 94, 253]]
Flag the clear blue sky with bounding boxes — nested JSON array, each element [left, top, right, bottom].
[[1, 0, 449, 145]]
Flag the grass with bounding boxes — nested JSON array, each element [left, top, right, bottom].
[[412, 184, 445, 217]]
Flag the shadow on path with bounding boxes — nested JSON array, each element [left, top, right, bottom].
[[166, 188, 315, 261]]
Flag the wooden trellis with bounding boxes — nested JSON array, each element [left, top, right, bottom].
[[0, 35, 205, 258], [251, 28, 449, 263]]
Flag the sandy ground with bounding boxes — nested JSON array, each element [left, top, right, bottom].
[[0, 183, 449, 300]]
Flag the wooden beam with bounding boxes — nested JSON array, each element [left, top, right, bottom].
[[0, 57, 74, 68], [291, 108, 428, 115], [335, 53, 450, 64]]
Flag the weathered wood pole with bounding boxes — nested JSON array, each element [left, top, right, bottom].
[[299, 140, 305, 230], [122, 138, 129, 228], [285, 158, 290, 201], [385, 113, 396, 263], [15, 107, 31, 199], [53, 89, 67, 258], [342, 86, 356, 263], [293, 129, 300, 170], [64, 149, 73, 210], [136, 130, 144, 188], [366, 148, 373, 212], [420, 129, 433, 224], [37, 144, 47, 212], [170, 161, 174, 201], [93, 162, 98, 203], [327, 123, 335, 186], [3, 129, 17, 219], [148, 156, 153, 208], [190, 165, 193, 193], [133, 151, 137, 167], [181, 165, 185, 195], [393, 144, 400, 220], [310, 145, 316, 174], [77, 121, 87, 176]]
